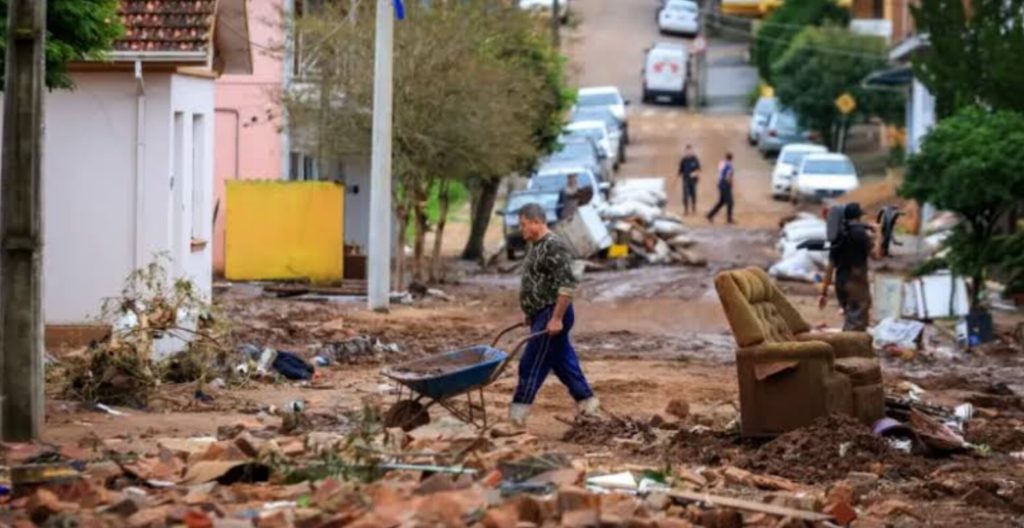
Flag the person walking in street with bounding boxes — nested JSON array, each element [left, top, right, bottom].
[[706, 152, 735, 224], [678, 145, 701, 215], [818, 202, 878, 331], [509, 203, 600, 428]]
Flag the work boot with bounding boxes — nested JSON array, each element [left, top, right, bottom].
[[509, 403, 531, 426], [577, 397, 602, 418], [491, 404, 530, 438]]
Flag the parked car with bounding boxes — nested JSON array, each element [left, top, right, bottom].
[[570, 106, 626, 164], [748, 96, 776, 145], [499, 189, 561, 259], [576, 86, 630, 143], [658, 0, 699, 37], [564, 120, 617, 168], [792, 153, 859, 202], [642, 42, 689, 106], [771, 143, 827, 199], [543, 136, 609, 184], [757, 108, 812, 158], [518, 0, 569, 23]]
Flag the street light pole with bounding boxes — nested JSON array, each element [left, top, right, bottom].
[[368, 0, 395, 311], [0, 0, 46, 441]]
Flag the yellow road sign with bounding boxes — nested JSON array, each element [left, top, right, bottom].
[[835, 93, 857, 115]]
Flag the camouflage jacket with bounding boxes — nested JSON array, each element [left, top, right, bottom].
[[520, 233, 578, 318]]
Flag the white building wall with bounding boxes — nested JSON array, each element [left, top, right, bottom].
[[168, 73, 215, 302], [0, 69, 215, 325]]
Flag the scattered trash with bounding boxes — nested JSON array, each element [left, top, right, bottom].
[[270, 351, 315, 381], [872, 317, 926, 352], [95, 404, 130, 416]]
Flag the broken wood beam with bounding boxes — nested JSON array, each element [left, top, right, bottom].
[[668, 489, 833, 522]]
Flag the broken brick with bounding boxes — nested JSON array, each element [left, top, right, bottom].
[[513, 495, 549, 525], [27, 488, 63, 524], [127, 506, 170, 528], [824, 501, 858, 526], [233, 432, 264, 458], [699, 509, 742, 528], [562, 508, 600, 528], [558, 486, 601, 514], [665, 399, 690, 419], [416, 473, 456, 495], [654, 518, 694, 528], [828, 482, 858, 507], [184, 510, 214, 528], [482, 505, 519, 528]]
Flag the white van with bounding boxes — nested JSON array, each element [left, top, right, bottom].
[[642, 42, 689, 106]]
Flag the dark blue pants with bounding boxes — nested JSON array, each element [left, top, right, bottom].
[[513, 305, 594, 405]]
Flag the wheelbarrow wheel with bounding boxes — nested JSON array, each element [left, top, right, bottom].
[[384, 400, 431, 431]]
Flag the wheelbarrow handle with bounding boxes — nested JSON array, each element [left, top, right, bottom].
[[489, 331, 547, 384], [490, 322, 526, 348]]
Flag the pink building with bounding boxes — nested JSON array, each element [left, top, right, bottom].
[[214, 0, 292, 274]]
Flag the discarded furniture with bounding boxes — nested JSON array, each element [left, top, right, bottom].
[[715, 267, 884, 436]]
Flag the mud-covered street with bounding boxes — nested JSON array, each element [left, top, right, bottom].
[[14, 1, 1024, 527]]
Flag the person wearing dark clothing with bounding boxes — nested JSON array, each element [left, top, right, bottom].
[[556, 173, 593, 221], [819, 202, 876, 331], [706, 152, 735, 224], [678, 145, 701, 215], [509, 203, 599, 428]]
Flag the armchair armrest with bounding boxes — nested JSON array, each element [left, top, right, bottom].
[[738, 340, 835, 364], [796, 331, 873, 359]]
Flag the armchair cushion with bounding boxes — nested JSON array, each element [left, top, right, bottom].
[[796, 331, 874, 359]]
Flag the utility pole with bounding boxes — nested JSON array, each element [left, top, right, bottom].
[[696, 4, 708, 108], [551, 0, 561, 47], [0, 0, 46, 441], [368, 0, 395, 311]]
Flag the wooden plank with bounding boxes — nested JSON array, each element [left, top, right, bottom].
[[668, 490, 833, 522]]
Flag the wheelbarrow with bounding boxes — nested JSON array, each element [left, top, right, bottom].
[[380, 323, 542, 431]]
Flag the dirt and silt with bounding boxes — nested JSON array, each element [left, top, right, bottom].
[[23, 219, 1024, 527]]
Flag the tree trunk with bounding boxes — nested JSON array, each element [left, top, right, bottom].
[[412, 186, 428, 282], [430, 178, 451, 282], [393, 199, 409, 291], [462, 177, 499, 262]]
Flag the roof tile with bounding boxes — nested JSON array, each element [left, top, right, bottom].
[[115, 0, 217, 53]]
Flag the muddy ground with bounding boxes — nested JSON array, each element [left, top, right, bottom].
[[14, 0, 1024, 526], [35, 218, 1024, 526]]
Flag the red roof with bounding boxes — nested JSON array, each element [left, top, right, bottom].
[[115, 0, 217, 53]]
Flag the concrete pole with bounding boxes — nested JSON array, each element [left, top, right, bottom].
[[0, 0, 46, 441], [551, 0, 561, 48], [368, 0, 394, 311]]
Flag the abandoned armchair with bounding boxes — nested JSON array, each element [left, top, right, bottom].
[[714, 267, 884, 437]]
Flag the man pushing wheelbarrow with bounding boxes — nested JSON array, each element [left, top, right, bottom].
[[508, 203, 601, 429]]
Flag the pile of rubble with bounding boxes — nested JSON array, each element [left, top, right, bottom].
[[0, 408, 928, 528], [555, 179, 706, 270]]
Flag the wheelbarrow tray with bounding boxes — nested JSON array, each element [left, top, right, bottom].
[[382, 346, 507, 400]]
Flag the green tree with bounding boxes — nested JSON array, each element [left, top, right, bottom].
[[752, 0, 848, 86], [772, 26, 903, 150], [287, 1, 560, 283], [902, 108, 1024, 307], [461, 12, 573, 262], [912, 0, 1024, 118], [0, 0, 123, 89]]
